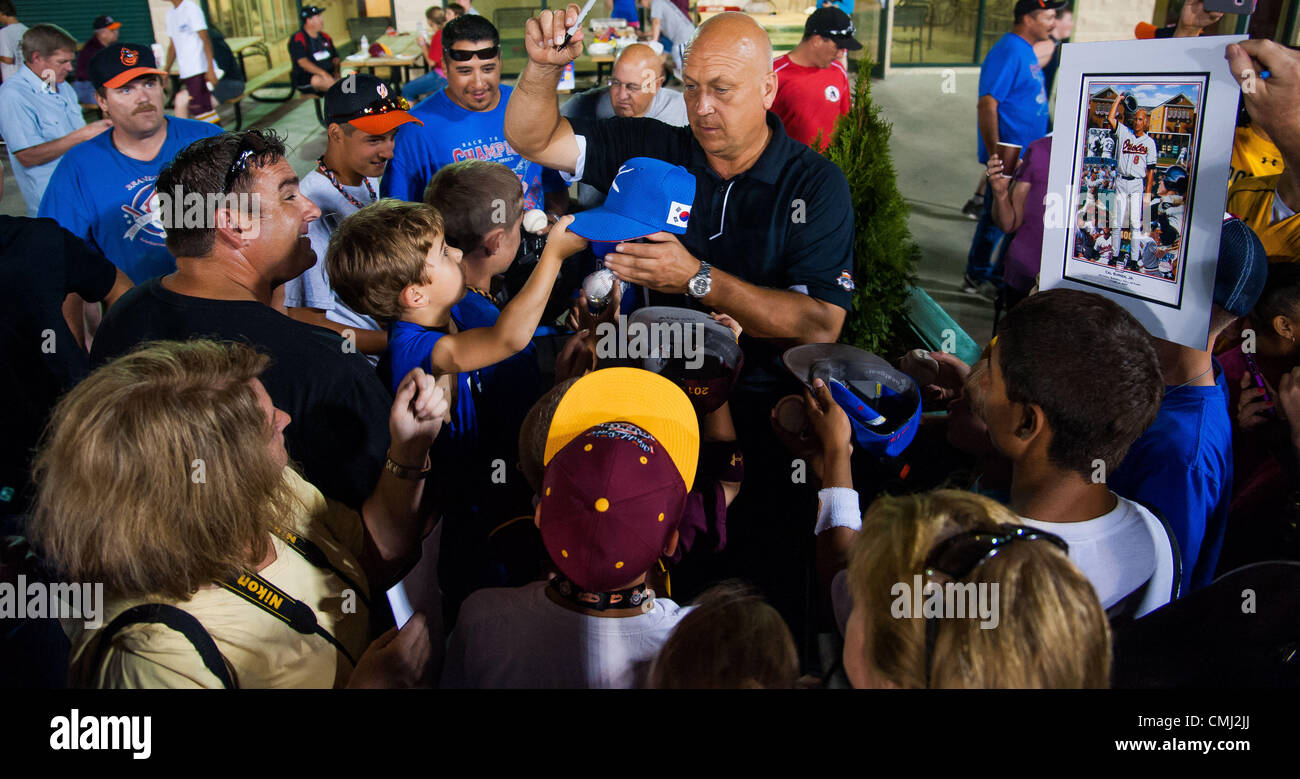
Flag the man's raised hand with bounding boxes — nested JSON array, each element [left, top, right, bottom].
[[524, 4, 586, 69]]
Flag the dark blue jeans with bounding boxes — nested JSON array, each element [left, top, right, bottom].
[[964, 191, 1006, 286]]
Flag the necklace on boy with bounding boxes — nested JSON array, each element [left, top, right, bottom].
[[1167, 364, 1213, 393], [316, 157, 376, 210]]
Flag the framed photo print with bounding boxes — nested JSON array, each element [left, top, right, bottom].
[[1039, 36, 1245, 349]]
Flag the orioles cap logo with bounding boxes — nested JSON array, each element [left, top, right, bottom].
[[377, 83, 388, 98], [120, 47, 138, 67]]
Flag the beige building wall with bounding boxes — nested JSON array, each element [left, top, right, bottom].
[[1071, 0, 1157, 43]]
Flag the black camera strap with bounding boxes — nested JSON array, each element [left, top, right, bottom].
[[218, 567, 356, 666], [270, 525, 370, 608]]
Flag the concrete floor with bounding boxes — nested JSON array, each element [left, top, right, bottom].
[[869, 66, 997, 343], [1, 66, 997, 342]]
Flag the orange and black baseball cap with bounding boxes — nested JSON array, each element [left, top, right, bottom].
[[90, 43, 167, 89], [92, 15, 122, 31], [324, 74, 423, 135]]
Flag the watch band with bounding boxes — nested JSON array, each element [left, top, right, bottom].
[[688, 260, 711, 298]]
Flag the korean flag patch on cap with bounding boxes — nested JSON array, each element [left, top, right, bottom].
[[667, 201, 691, 229]]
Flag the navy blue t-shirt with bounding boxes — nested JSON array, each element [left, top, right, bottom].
[[1111, 363, 1233, 594], [977, 33, 1050, 163]]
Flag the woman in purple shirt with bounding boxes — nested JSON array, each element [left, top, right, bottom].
[[987, 134, 1052, 312]]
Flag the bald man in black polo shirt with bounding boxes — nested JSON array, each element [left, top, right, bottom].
[[506, 7, 856, 651], [506, 8, 854, 394]]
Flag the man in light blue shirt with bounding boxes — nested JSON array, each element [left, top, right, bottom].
[[0, 24, 111, 216]]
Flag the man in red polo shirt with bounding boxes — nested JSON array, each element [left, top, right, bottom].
[[771, 7, 858, 151]]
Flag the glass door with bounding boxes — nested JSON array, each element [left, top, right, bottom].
[[890, 0, 983, 66]]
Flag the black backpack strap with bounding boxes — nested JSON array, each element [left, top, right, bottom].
[[1106, 577, 1151, 626], [1136, 500, 1183, 604], [89, 604, 236, 689]]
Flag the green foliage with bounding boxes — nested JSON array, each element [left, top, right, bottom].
[[822, 65, 920, 355]]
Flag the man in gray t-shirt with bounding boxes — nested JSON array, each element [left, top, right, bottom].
[[560, 43, 686, 210], [283, 74, 424, 363], [640, 0, 695, 76]]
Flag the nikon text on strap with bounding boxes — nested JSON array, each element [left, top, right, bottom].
[[218, 567, 356, 666]]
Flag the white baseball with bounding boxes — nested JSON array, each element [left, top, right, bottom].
[[523, 209, 548, 234], [582, 268, 616, 305]]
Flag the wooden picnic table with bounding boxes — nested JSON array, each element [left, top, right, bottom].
[[340, 33, 425, 86], [168, 36, 269, 77], [576, 52, 617, 81]]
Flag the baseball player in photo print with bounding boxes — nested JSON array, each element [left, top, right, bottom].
[[1106, 90, 1158, 234]]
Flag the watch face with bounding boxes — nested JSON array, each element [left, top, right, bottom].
[[689, 276, 709, 297]]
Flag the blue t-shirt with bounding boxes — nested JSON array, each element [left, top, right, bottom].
[[1110, 363, 1233, 595], [383, 316, 480, 459], [612, 0, 639, 22], [976, 33, 1050, 163], [38, 117, 223, 283], [381, 84, 552, 209], [452, 290, 542, 439]]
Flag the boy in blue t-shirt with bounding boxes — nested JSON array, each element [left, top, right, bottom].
[[327, 198, 586, 620], [425, 159, 545, 443]]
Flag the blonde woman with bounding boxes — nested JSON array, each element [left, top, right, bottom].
[[801, 378, 1111, 689], [30, 339, 448, 688]]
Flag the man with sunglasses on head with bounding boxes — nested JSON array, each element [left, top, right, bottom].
[[382, 14, 568, 215], [283, 74, 423, 362], [89, 129, 395, 512], [560, 43, 685, 210], [39, 44, 220, 285]]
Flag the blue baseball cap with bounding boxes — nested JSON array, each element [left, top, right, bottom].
[[569, 157, 697, 242], [782, 344, 922, 459]]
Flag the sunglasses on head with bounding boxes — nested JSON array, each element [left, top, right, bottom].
[[329, 94, 410, 124], [223, 141, 259, 194], [820, 24, 855, 37], [445, 44, 500, 62], [920, 526, 1068, 687]]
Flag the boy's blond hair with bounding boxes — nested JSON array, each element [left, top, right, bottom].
[[846, 489, 1111, 689], [424, 160, 525, 256], [326, 199, 445, 324]]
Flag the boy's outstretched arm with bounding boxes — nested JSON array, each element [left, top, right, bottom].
[[431, 215, 588, 374]]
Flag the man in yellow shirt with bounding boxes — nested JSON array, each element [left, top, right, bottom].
[[1226, 40, 1300, 263], [1231, 122, 1284, 186]]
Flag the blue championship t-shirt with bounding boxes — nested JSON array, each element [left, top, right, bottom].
[[977, 33, 1050, 164], [381, 84, 551, 209], [38, 117, 223, 283]]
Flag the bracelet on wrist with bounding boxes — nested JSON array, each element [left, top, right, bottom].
[[385, 449, 431, 481]]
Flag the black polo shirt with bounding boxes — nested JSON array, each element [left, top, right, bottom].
[[289, 29, 339, 90], [568, 111, 855, 392]]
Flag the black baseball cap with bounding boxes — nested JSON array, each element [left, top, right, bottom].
[[1214, 215, 1268, 316], [805, 8, 862, 51], [90, 43, 167, 89], [92, 15, 122, 31], [1014, 0, 1068, 18], [300, 5, 325, 23], [325, 74, 422, 135]]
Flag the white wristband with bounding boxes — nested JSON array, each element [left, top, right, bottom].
[[815, 487, 862, 535]]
